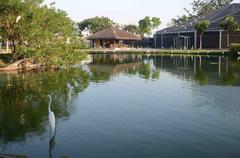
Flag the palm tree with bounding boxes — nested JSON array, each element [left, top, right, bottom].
[[194, 20, 210, 49], [220, 16, 239, 48]]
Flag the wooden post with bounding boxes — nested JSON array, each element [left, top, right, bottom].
[[154, 34, 157, 48], [219, 30, 222, 49], [194, 31, 197, 49], [161, 33, 164, 48], [194, 56, 196, 75]]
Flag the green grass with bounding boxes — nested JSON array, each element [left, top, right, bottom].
[[86, 48, 230, 55]]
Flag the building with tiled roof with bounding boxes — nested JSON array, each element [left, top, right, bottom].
[[88, 27, 141, 48], [154, 3, 240, 49]]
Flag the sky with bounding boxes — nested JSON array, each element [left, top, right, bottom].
[[44, 0, 240, 28]]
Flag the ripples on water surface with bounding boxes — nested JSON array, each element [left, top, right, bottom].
[[0, 54, 240, 158]]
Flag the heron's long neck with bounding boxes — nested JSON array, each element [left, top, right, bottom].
[[48, 96, 52, 112], [48, 103, 51, 112]]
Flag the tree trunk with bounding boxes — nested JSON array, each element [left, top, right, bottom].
[[6, 39, 9, 54], [199, 34, 202, 50], [227, 32, 230, 48]]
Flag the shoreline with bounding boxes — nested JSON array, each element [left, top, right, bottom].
[[85, 48, 230, 55]]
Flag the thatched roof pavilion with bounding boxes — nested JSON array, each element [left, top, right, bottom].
[[88, 27, 141, 48]]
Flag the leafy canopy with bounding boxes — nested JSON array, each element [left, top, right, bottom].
[[0, 0, 86, 65], [194, 20, 210, 34], [123, 24, 141, 35], [78, 16, 115, 34], [220, 16, 239, 33], [138, 16, 161, 36], [172, 0, 233, 25]]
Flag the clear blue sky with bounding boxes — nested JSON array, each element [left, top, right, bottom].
[[44, 0, 239, 28]]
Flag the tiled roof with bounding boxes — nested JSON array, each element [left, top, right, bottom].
[[88, 27, 141, 40], [156, 3, 240, 34]]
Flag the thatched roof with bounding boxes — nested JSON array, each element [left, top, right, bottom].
[[156, 3, 240, 34], [88, 27, 141, 40]]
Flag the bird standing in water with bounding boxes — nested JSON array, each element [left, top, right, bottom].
[[48, 95, 56, 138]]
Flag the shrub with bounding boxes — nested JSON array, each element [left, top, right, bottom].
[[229, 43, 240, 55]]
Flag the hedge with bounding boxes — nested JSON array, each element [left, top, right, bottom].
[[229, 43, 240, 55]]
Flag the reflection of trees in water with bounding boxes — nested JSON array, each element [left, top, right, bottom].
[[221, 72, 238, 85], [151, 55, 240, 86], [195, 70, 208, 85], [138, 63, 160, 80], [0, 68, 90, 145], [91, 54, 160, 81], [91, 54, 240, 84], [90, 68, 111, 83], [92, 54, 142, 65], [1, 54, 240, 146]]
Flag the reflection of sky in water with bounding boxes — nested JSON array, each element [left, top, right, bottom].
[[0, 54, 240, 158]]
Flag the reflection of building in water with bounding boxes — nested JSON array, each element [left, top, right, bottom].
[[90, 54, 145, 77], [90, 62, 141, 76], [151, 55, 240, 85], [90, 54, 240, 86], [92, 54, 142, 65]]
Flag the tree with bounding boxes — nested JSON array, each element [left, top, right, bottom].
[[123, 24, 140, 35], [0, 68, 90, 145], [0, 0, 29, 56], [172, 0, 233, 25], [191, 0, 233, 16], [138, 16, 161, 37], [194, 20, 210, 49], [78, 16, 115, 35], [152, 17, 161, 29], [220, 16, 239, 47], [0, 0, 85, 65], [172, 15, 190, 25]]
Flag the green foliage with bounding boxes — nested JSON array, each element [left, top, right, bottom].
[[220, 16, 239, 33], [152, 17, 161, 29], [194, 20, 210, 34], [172, 0, 233, 25], [172, 15, 190, 25], [0, 0, 86, 65], [78, 16, 115, 34], [123, 24, 141, 35], [195, 20, 210, 49], [191, 0, 233, 16], [229, 43, 240, 55], [138, 16, 161, 37]]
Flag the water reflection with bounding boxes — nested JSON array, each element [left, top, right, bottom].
[[0, 54, 240, 157], [49, 135, 56, 158], [90, 54, 240, 86], [0, 68, 90, 146], [0, 54, 240, 147], [48, 95, 56, 139]]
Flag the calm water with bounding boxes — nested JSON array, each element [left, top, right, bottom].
[[0, 54, 240, 158]]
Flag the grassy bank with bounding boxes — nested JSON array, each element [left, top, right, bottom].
[[86, 48, 230, 55]]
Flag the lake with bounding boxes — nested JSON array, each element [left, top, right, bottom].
[[0, 54, 240, 158]]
